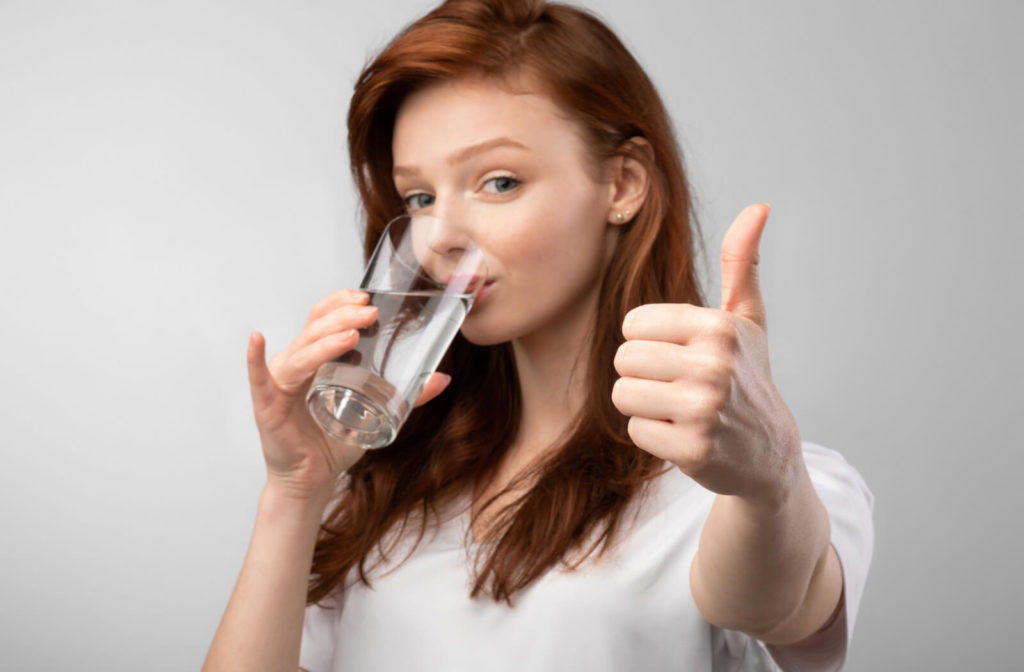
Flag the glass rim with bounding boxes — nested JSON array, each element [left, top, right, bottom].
[[361, 213, 488, 297]]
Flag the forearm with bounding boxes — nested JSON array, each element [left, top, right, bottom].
[[203, 483, 330, 672], [690, 462, 839, 643]]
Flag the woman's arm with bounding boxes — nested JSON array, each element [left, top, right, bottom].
[[202, 484, 330, 672], [199, 300, 376, 671], [204, 295, 452, 671], [612, 204, 848, 642], [689, 461, 843, 644]]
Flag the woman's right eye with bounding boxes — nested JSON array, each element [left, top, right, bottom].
[[404, 193, 435, 210]]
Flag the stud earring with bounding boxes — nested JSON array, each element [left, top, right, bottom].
[[615, 212, 624, 223]]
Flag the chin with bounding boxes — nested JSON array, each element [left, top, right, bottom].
[[458, 322, 512, 347], [458, 309, 529, 347]]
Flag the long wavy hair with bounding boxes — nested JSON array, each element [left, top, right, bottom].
[[308, 0, 705, 607]]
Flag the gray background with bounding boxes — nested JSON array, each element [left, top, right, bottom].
[[1, 0, 1020, 669]]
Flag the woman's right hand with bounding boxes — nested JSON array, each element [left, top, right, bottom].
[[246, 289, 451, 502]]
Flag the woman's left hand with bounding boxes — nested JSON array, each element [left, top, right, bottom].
[[611, 203, 802, 504]]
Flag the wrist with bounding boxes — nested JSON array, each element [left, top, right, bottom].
[[738, 455, 815, 520], [744, 426, 806, 514], [727, 460, 831, 565], [259, 479, 334, 527]]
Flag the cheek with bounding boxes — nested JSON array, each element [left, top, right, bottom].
[[498, 180, 608, 271], [459, 175, 610, 345]]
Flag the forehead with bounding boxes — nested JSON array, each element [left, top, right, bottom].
[[392, 75, 589, 165]]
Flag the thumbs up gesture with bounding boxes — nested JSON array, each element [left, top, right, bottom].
[[611, 204, 801, 500]]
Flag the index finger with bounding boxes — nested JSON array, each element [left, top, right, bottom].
[[621, 303, 726, 344], [306, 289, 370, 325]]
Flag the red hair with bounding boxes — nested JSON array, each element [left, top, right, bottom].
[[308, 0, 705, 606]]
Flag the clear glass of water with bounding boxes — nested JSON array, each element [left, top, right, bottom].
[[305, 213, 487, 449]]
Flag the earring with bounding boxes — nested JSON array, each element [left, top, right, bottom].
[[615, 212, 624, 223]]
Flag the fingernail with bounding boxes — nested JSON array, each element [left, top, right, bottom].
[[357, 305, 378, 315], [341, 329, 358, 339]]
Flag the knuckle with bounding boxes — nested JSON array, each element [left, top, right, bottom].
[[302, 316, 329, 343], [690, 387, 725, 425], [266, 351, 284, 377], [613, 342, 636, 373], [708, 381, 731, 410], [692, 351, 732, 384], [623, 303, 667, 337], [310, 290, 365, 322], [671, 302, 697, 318], [308, 298, 329, 322], [691, 400, 716, 426], [687, 441, 714, 472], [314, 304, 373, 339], [669, 303, 700, 327], [622, 306, 644, 337], [290, 346, 313, 373], [626, 416, 645, 445], [316, 291, 343, 311], [339, 303, 371, 321], [665, 384, 689, 423], [717, 320, 740, 351], [701, 313, 739, 351], [708, 361, 733, 386], [611, 377, 628, 408], [707, 313, 730, 336]]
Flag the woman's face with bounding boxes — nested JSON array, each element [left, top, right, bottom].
[[392, 76, 619, 346]]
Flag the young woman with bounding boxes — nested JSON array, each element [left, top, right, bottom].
[[204, 1, 873, 670]]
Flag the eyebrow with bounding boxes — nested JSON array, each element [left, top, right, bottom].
[[393, 137, 529, 178]]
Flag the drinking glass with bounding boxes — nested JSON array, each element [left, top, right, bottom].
[[305, 213, 487, 449]]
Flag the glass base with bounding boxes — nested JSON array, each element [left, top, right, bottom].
[[306, 386, 398, 449], [305, 363, 407, 450]]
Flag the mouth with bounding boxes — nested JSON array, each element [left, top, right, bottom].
[[474, 278, 496, 304], [446, 274, 493, 295]]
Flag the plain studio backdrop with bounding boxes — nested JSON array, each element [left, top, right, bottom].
[[1, 1, 1020, 669]]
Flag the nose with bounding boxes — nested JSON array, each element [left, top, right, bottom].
[[407, 210, 485, 288], [422, 201, 472, 258]]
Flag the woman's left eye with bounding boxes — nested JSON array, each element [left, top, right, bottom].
[[482, 176, 520, 194]]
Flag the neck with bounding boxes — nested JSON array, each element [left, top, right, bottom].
[[507, 286, 599, 462]]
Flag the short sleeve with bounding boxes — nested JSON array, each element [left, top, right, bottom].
[[766, 441, 875, 671], [299, 592, 343, 672]]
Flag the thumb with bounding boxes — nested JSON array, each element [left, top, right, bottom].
[[720, 203, 769, 329], [414, 371, 452, 408], [247, 331, 275, 410]]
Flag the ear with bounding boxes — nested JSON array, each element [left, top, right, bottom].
[[606, 137, 652, 226]]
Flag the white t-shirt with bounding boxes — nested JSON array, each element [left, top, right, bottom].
[[299, 442, 873, 672]]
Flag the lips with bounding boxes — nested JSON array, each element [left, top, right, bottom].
[[474, 279, 495, 303], [444, 273, 478, 290], [446, 274, 493, 295]]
